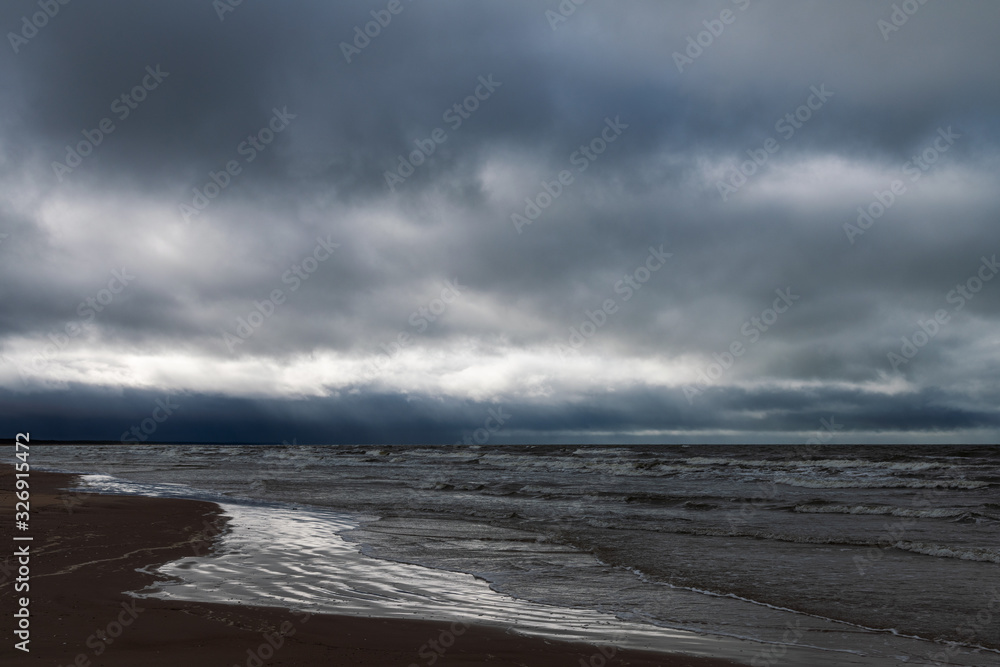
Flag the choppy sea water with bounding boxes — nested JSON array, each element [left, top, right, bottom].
[[38, 444, 1000, 666]]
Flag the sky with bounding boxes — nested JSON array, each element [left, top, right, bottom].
[[1, 0, 998, 444]]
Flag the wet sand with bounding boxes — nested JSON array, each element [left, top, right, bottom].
[[0, 465, 748, 666]]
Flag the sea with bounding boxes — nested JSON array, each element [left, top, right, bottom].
[[36, 444, 1000, 666]]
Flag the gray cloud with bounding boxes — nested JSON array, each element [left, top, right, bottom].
[[1, 0, 998, 443]]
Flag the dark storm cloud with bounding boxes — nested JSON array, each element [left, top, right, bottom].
[[1, 0, 998, 442], [4, 1, 994, 189], [4, 382, 998, 445]]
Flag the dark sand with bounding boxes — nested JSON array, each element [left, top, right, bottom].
[[1, 465, 748, 666]]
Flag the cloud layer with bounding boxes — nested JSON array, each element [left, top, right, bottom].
[[2, 0, 999, 443]]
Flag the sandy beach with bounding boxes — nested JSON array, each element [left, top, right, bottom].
[[1, 465, 747, 666]]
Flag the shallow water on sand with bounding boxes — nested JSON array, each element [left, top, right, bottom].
[[140, 502, 750, 659], [119, 496, 915, 666]]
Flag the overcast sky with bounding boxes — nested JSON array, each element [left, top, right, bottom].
[[1, 0, 998, 444]]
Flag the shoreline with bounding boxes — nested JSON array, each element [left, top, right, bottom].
[[1, 465, 749, 666]]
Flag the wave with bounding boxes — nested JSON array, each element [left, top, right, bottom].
[[775, 476, 990, 490], [792, 503, 972, 519], [611, 564, 996, 654], [588, 522, 1000, 563], [892, 542, 1000, 564], [683, 457, 944, 471]]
